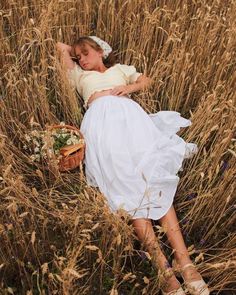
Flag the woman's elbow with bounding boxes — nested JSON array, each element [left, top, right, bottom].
[[143, 76, 153, 88], [56, 42, 63, 50], [56, 42, 72, 53]]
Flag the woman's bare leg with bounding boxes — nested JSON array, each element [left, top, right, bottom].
[[132, 218, 182, 292], [159, 205, 202, 281]]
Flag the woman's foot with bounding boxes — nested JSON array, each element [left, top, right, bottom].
[[172, 260, 210, 295], [178, 262, 202, 282], [160, 267, 186, 295]]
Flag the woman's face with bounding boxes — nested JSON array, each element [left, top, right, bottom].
[[74, 43, 103, 70]]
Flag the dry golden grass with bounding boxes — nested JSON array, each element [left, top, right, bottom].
[[0, 0, 235, 294]]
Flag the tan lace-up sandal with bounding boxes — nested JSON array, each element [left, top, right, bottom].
[[172, 260, 210, 295], [159, 267, 186, 295]]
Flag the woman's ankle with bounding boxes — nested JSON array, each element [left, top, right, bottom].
[[174, 252, 192, 268], [173, 258, 202, 282], [160, 268, 181, 292], [182, 265, 202, 281]]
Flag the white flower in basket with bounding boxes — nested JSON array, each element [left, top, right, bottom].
[[24, 123, 85, 171]]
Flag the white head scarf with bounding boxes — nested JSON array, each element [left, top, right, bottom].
[[89, 36, 112, 58]]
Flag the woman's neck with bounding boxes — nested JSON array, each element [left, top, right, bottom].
[[93, 62, 108, 73]]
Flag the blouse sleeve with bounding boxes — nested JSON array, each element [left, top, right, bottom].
[[67, 63, 84, 91], [117, 64, 143, 84]]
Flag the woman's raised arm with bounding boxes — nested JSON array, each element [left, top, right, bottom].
[[56, 42, 75, 70]]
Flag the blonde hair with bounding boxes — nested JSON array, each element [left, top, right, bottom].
[[72, 36, 116, 68]]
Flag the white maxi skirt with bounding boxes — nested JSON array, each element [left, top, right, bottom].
[[80, 95, 198, 220]]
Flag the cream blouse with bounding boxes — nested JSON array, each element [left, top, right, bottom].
[[67, 63, 142, 107]]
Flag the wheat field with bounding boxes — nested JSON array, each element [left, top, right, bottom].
[[0, 0, 235, 294]]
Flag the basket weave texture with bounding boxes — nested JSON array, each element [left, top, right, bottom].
[[47, 124, 85, 172]]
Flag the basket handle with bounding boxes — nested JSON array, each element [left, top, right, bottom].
[[47, 124, 84, 138]]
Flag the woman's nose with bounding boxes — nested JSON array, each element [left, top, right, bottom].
[[80, 55, 86, 62]]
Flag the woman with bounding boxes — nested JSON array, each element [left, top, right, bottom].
[[56, 36, 210, 295]]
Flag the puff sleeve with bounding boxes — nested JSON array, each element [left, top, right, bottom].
[[67, 63, 84, 93], [117, 64, 143, 84]]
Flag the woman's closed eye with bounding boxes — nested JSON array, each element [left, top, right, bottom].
[[76, 52, 88, 61], [82, 49, 89, 55]]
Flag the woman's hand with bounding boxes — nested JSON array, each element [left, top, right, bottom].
[[110, 85, 134, 96], [110, 75, 152, 96]]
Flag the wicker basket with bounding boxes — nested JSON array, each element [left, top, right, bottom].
[[47, 124, 85, 172]]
